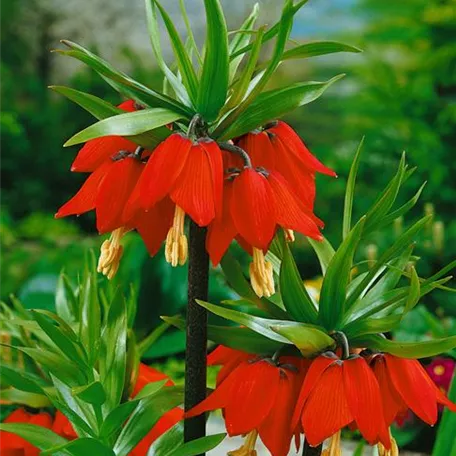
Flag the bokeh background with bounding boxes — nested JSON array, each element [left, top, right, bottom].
[[1, 0, 456, 452]]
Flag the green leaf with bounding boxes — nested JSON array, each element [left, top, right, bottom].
[[279, 239, 318, 323], [113, 386, 184, 456], [167, 433, 226, 456], [282, 40, 361, 61], [42, 438, 115, 456], [228, 3, 259, 81], [100, 400, 139, 440], [352, 334, 456, 358], [138, 321, 170, 357], [72, 381, 106, 406], [218, 75, 344, 140], [197, 0, 229, 120], [0, 365, 46, 394], [344, 315, 402, 339], [270, 322, 335, 356], [64, 108, 181, 147], [55, 272, 78, 323], [319, 217, 366, 330], [196, 300, 291, 344], [403, 266, 420, 314], [163, 315, 282, 355], [307, 236, 336, 275], [0, 388, 51, 408], [144, 0, 191, 105], [0, 423, 68, 450], [433, 374, 456, 456], [55, 42, 192, 116], [342, 137, 364, 240], [153, 1, 198, 103]]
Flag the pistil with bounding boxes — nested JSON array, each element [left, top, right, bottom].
[[228, 430, 258, 456]]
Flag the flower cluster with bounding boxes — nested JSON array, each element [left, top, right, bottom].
[[0, 363, 181, 456], [186, 346, 456, 456], [57, 109, 334, 296]]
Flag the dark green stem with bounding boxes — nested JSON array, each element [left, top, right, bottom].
[[184, 221, 209, 453]]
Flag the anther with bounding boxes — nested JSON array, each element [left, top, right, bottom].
[[249, 248, 275, 298], [97, 227, 130, 279], [165, 206, 188, 267]]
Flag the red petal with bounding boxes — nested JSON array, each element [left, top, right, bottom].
[[71, 136, 137, 172], [225, 360, 280, 436], [208, 346, 254, 385], [134, 198, 174, 256], [206, 181, 237, 265], [370, 355, 405, 426], [385, 355, 438, 425], [258, 369, 299, 456], [269, 135, 317, 210], [292, 354, 337, 430], [133, 363, 173, 397], [171, 144, 217, 226], [230, 169, 276, 251], [343, 356, 390, 446], [199, 139, 223, 220], [222, 149, 243, 169], [118, 100, 137, 112], [95, 157, 143, 233], [268, 121, 336, 176], [302, 362, 353, 446], [238, 132, 276, 170], [55, 161, 110, 218], [140, 134, 192, 209], [52, 411, 77, 440], [268, 171, 323, 240]]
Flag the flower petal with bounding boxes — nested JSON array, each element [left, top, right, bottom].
[[95, 157, 143, 233], [140, 134, 192, 209], [302, 362, 353, 446], [238, 131, 276, 170], [55, 161, 111, 218], [231, 169, 276, 251], [385, 355, 438, 425], [343, 356, 390, 447], [268, 121, 336, 176], [268, 171, 323, 239]]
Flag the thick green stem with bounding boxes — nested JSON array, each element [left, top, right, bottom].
[[184, 221, 209, 453]]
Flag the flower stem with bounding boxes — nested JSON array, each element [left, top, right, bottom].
[[184, 221, 209, 453], [302, 440, 322, 456], [219, 142, 253, 168]]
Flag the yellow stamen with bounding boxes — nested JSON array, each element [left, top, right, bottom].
[[322, 431, 342, 456], [228, 430, 258, 456], [249, 248, 275, 298], [284, 229, 295, 242], [378, 429, 399, 456], [165, 206, 188, 267], [434, 365, 445, 376], [97, 227, 129, 280]]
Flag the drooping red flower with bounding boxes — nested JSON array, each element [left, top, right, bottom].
[[236, 121, 336, 210], [206, 167, 323, 297], [186, 357, 306, 456], [0, 408, 53, 456], [370, 353, 456, 427], [71, 100, 138, 172], [292, 353, 391, 451], [133, 133, 223, 266], [130, 363, 183, 456], [208, 345, 255, 384], [52, 411, 78, 440]]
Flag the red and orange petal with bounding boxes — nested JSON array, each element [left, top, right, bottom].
[[139, 134, 192, 209], [267, 171, 323, 239], [52, 411, 77, 440], [208, 345, 255, 385], [95, 157, 143, 233], [237, 131, 276, 171], [171, 140, 222, 227], [301, 361, 353, 447], [55, 161, 111, 219], [267, 121, 336, 177], [231, 169, 276, 251], [343, 356, 390, 447], [133, 363, 174, 398]]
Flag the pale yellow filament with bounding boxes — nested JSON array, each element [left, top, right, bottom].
[[165, 206, 188, 267], [228, 430, 258, 456], [97, 227, 129, 280], [322, 431, 342, 456], [249, 248, 275, 298], [284, 229, 295, 242], [378, 429, 399, 456]]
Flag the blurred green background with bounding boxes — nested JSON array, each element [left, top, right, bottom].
[[1, 0, 455, 452]]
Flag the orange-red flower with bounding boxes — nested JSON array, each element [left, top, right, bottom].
[[0, 408, 53, 456], [292, 353, 391, 451], [236, 121, 335, 210], [206, 167, 323, 297], [130, 363, 183, 456], [186, 357, 306, 456], [52, 411, 78, 440], [370, 353, 456, 427], [208, 345, 255, 384]]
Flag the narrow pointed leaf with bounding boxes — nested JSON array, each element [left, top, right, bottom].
[[404, 266, 420, 314], [167, 433, 227, 456], [0, 424, 67, 450], [197, 0, 229, 120], [42, 438, 115, 456], [100, 400, 139, 439], [282, 40, 361, 61], [55, 271, 78, 323], [344, 315, 402, 339], [72, 381, 106, 406], [307, 236, 336, 274], [0, 366, 46, 394]]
